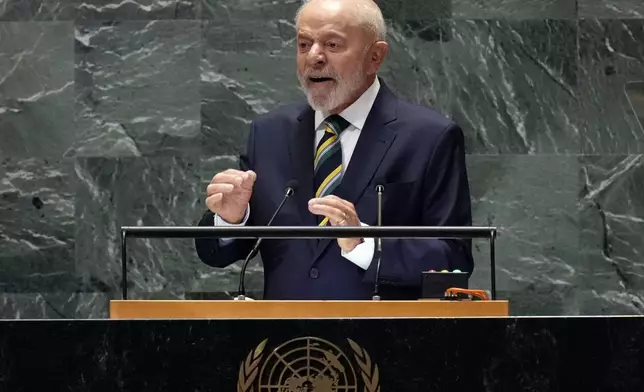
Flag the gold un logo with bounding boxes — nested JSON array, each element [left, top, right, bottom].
[[237, 336, 380, 392]]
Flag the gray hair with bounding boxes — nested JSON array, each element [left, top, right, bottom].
[[295, 0, 387, 41]]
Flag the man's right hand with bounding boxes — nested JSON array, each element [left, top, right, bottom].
[[206, 169, 256, 224]]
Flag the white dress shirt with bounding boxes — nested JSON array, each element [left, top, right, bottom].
[[214, 78, 380, 270]]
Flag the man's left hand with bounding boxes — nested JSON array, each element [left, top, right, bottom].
[[308, 195, 363, 252]]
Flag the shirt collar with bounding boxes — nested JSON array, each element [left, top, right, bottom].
[[314, 77, 380, 131]]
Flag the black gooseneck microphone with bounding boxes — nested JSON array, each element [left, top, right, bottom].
[[372, 181, 385, 300], [235, 179, 299, 300]]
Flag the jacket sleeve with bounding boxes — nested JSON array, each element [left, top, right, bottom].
[[362, 123, 474, 287], [194, 122, 257, 268]]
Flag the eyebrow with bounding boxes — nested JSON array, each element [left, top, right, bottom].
[[297, 30, 347, 40], [297, 31, 313, 40]]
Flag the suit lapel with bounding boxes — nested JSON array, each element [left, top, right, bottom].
[[289, 105, 317, 229], [335, 107, 397, 206], [311, 80, 399, 263]]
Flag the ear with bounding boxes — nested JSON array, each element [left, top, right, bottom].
[[367, 41, 388, 74]]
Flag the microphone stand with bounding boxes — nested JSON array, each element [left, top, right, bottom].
[[372, 184, 384, 301], [235, 185, 295, 300]]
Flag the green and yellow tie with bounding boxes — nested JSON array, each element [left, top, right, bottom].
[[314, 114, 351, 226]]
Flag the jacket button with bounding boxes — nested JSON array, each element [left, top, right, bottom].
[[309, 268, 319, 279]]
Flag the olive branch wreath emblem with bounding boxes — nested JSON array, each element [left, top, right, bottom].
[[347, 338, 380, 392], [237, 338, 267, 392], [237, 338, 380, 392]]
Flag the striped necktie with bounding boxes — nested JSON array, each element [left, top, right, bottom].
[[314, 114, 351, 226]]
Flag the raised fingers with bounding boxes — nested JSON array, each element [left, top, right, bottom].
[[206, 182, 235, 197], [308, 203, 345, 223], [205, 193, 223, 212]]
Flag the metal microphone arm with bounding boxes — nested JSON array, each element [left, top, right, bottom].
[[372, 184, 384, 300], [235, 185, 296, 300]]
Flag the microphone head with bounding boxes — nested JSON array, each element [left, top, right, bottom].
[[285, 179, 299, 196], [286, 179, 299, 190], [373, 177, 385, 192]]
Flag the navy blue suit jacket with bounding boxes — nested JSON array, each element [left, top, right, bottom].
[[195, 81, 473, 300]]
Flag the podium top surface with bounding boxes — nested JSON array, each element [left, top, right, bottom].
[[109, 299, 509, 319]]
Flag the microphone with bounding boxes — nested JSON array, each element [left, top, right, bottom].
[[372, 181, 384, 300], [235, 179, 299, 300]]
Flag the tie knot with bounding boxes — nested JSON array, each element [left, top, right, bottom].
[[324, 114, 350, 135]]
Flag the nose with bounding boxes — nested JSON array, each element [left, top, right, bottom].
[[307, 43, 326, 66]]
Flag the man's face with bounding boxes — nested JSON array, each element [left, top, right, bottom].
[[296, 1, 375, 112]]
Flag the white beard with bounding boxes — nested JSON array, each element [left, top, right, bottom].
[[299, 67, 366, 113]]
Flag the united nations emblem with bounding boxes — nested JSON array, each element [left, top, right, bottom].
[[237, 336, 380, 392]]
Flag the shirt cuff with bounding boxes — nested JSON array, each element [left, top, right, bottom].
[[340, 221, 375, 270], [213, 204, 250, 245]]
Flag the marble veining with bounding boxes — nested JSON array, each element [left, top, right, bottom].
[[0, 0, 77, 21], [579, 0, 644, 18], [467, 156, 580, 315], [0, 158, 76, 293], [74, 156, 207, 298], [578, 19, 644, 153], [0, 22, 74, 159], [578, 155, 644, 314], [76, 0, 199, 20], [1, 0, 644, 317], [442, 20, 579, 154], [452, 0, 577, 19], [72, 20, 202, 158]]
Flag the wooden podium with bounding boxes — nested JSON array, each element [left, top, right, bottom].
[[109, 299, 509, 319]]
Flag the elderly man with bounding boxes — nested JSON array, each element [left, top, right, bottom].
[[195, 0, 473, 300]]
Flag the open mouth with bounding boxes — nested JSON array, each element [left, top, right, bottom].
[[309, 77, 334, 83]]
